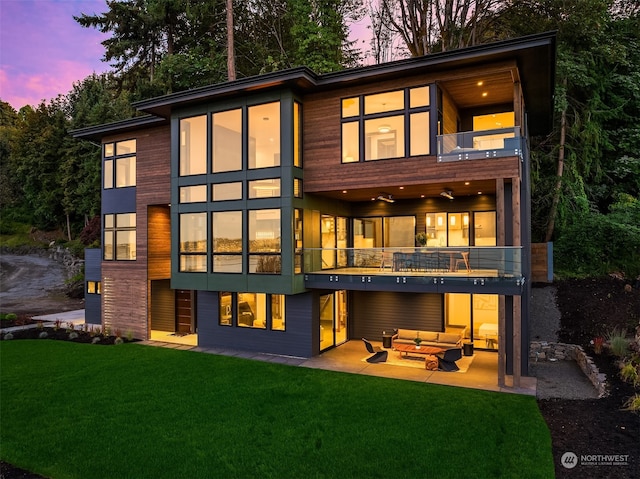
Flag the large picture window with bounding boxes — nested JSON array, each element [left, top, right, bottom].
[[180, 115, 207, 176], [248, 102, 280, 169], [341, 86, 430, 162], [104, 213, 136, 260], [103, 139, 136, 188], [218, 292, 285, 330], [212, 109, 242, 172], [212, 211, 242, 273], [249, 209, 281, 274]]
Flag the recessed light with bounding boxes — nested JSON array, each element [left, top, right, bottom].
[[399, 186, 404, 190], [342, 190, 347, 194], [477, 191, 482, 195], [420, 194, 425, 198], [482, 92, 488, 97], [464, 181, 470, 185], [477, 81, 484, 86]]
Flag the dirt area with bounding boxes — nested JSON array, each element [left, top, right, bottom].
[[1, 256, 639, 478], [0, 254, 84, 316]]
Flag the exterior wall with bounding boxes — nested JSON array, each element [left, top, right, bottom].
[[197, 291, 315, 358], [84, 248, 102, 325]]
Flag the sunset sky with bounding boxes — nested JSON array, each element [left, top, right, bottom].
[[1, 0, 109, 110], [0, 0, 372, 111]]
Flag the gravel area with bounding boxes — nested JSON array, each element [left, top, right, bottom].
[[529, 284, 561, 342]]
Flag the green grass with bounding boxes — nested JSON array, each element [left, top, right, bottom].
[[0, 341, 554, 479]]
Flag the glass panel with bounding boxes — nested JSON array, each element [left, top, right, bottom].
[[212, 109, 242, 172], [249, 209, 280, 252], [341, 97, 359, 117], [337, 217, 347, 267], [104, 214, 114, 229], [249, 255, 282, 273], [116, 139, 136, 155], [103, 231, 113, 260], [249, 179, 280, 198], [212, 182, 242, 201], [180, 115, 207, 176], [104, 160, 113, 189], [293, 178, 303, 198], [213, 255, 242, 273], [294, 209, 303, 274], [364, 116, 404, 160], [335, 290, 347, 345], [219, 292, 232, 325], [212, 211, 242, 252], [445, 293, 470, 339], [410, 86, 430, 108], [448, 212, 469, 247], [87, 281, 96, 294], [248, 102, 280, 169], [180, 213, 207, 252], [342, 122, 359, 163], [320, 293, 334, 351], [410, 112, 429, 156], [117, 213, 136, 228], [364, 90, 404, 114], [473, 112, 514, 131], [180, 255, 206, 272], [383, 216, 415, 247], [104, 143, 114, 157], [321, 215, 335, 269], [353, 218, 382, 248], [293, 102, 302, 167], [426, 212, 447, 247], [115, 156, 136, 187], [238, 293, 267, 329], [271, 294, 285, 331], [116, 230, 136, 260], [474, 211, 497, 246], [180, 185, 207, 203], [473, 294, 498, 350], [96, 282, 101, 294]]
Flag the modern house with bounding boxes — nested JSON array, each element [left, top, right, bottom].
[[74, 32, 556, 387]]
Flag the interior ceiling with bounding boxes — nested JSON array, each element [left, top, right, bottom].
[[439, 70, 514, 109], [313, 180, 497, 203]]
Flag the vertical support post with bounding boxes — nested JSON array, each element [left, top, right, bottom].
[[512, 176, 522, 387], [498, 295, 506, 387]]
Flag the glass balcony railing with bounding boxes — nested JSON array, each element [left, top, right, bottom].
[[437, 127, 522, 162], [302, 246, 523, 279]]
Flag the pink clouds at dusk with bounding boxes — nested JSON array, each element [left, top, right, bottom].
[[0, 0, 108, 110]]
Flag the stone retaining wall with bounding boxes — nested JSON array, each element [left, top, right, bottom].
[[530, 341, 608, 398]]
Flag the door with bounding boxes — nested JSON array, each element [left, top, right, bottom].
[[320, 290, 348, 351], [176, 289, 195, 334]]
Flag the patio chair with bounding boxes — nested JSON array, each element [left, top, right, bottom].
[[362, 338, 388, 363], [436, 348, 462, 371], [454, 251, 471, 272]]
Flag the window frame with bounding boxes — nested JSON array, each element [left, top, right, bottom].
[[103, 213, 136, 261], [103, 139, 136, 189]]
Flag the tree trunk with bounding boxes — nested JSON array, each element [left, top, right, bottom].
[[545, 78, 567, 243], [66, 214, 72, 242], [226, 0, 236, 81]]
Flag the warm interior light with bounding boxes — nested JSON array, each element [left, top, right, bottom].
[[440, 190, 454, 200], [450, 215, 456, 226], [482, 92, 488, 97], [464, 181, 470, 185], [399, 186, 404, 190], [342, 190, 347, 194], [378, 125, 391, 133], [426, 216, 431, 227], [477, 81, 483, 86], [437, 216, 443, 226], [376, 193, 395, 203], [463, 215, 469, 226]]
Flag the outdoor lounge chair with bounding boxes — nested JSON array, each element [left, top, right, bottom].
[[362, 338, 388, 363], [436, 348, 462, 371]]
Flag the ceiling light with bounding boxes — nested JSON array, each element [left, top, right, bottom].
[[482, 92, 488, 97], [440, 190, 454, 200], [377, 193, 395, 203], [378, 125, 391, 134]]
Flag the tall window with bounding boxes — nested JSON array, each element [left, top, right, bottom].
[[180, 213, 207, 272], [293, 101, 302, 167], [104, 213, 136, 260], [212, 109, 242, 172], [212, 211, 242, 273], [249, 209, 281, 273], [180, 115, 207, 176], [248, 102, 280, 169], [294, 209, 303, 274], [341, 86, 430, 162], [103, 139, 136, 188]]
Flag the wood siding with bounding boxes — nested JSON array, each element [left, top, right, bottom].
[[531, 242, 553, 283], [102, 262, 147, 339], [351, 291, 442, 341], [150, 280, 175, 331], [148, 205, 171, 280]]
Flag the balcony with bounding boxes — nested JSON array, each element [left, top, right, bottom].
[[437, 127, 523, 163], [302, 246, 525, 294]]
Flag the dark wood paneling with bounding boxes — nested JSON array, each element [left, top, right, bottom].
[[176, 289, 194, 333], [151, 280, 174, 331], [531, 242, 551, 283], [102, 262, 147, 339], [148, 205, 171, 280], [352, 291, 442, 342]]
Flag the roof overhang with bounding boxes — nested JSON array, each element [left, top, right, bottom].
[[71, 115, 168, 142]]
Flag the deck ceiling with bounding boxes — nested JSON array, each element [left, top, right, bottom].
[[312, 179, 497, 202], [439, 70, 515, 110]]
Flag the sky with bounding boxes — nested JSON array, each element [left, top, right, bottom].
[[0, 0, 110, 110], [0, 0, 372, 111]]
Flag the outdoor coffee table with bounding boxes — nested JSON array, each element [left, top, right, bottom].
[[394, 343, 445, 358]]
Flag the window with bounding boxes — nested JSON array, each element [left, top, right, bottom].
[[212, 182, 242, 201], [341, 86, 430, 162], [271, 294, 285, 330], [294, 178, 303, 198], [180, 185, 207, 203], [180, 115, 207, 176], [294, 209, 303, 274], [219, 292, 232, 326], [238, 293, 267, 329], [87, 281, 101, 294], [248, 102, 280, 169], [474, 211, 497, 246], [103, 139, 136, 188], [294, 101, 302, 167], [249, 179, 280, 198], [104, 213, 136, 260], [249, 209, 281, 274], [354, 216, 414, 248], [180, 213, 207, 272], [212, 211, 242, 273], [219, 292, 285, 329], [212, 109, 242, 172]]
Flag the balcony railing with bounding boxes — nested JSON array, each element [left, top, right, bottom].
[[302, 246, 522, 279], [437, 127, 522, 162]]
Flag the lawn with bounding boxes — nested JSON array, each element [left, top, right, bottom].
[[0, 341, 554, 479]]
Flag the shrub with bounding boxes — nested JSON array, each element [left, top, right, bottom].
[[69, 332, 79, 340], [3, 333, 13, 340], [114, 337, 124, 345], [607, 328, 630, 357], [622, 394, 640, 413], [39, 332, 48, 339], [0, 313, 18, 322]]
